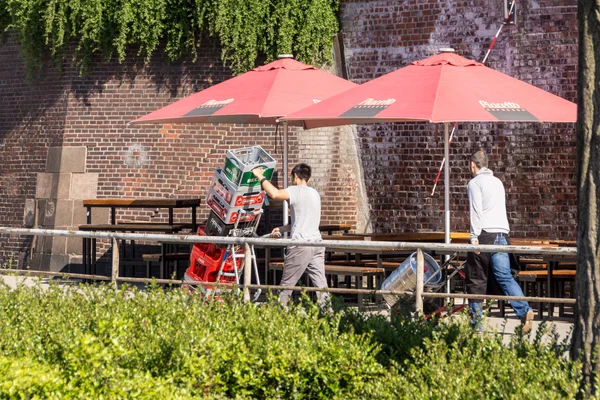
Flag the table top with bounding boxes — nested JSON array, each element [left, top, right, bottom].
[[344, 232, 471, 242], [83, 198, 202, 208]]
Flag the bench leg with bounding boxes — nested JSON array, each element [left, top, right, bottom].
[[92, 238, 97, 276], [375, 273, 383, 304], [537, 281, 543, 320], [344, 275, 351, 289], [558, 280, 565, 317]]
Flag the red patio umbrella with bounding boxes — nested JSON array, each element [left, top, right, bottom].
[[130, 56, 357, 225], [281, 50, 577, 243]]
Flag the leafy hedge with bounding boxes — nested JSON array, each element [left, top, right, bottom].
[[0, 280, 582, 398], [0, 0, 339, 78]]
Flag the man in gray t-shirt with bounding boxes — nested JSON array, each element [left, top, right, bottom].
[[252, 163, 329, 307]]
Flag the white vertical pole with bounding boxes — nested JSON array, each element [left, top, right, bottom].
[[444, 122, 451, 296], [444, 122, 450, 245], [415, 249, 424, 315], [283, 121, 289, 228], [111, 237, 119, 288], [243, 242, 251, 302]]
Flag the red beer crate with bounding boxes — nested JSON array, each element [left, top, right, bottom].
[[206, 187, 262, 225], [210, 168, 265, 208], [182, 227, 244, 294]]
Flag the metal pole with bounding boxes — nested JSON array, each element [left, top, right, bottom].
[[111, 237, 119, 288], [283, 121, 289, 228], [444, 122, 451, 296], [415, 249, 424, 315], [243, 242, 252, 302], [444, 122, 450, 245]]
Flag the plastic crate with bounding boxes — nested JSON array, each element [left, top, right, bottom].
[[223, 146, 276, 188], [206, 188, 262, 225], [210, 168, 266, 208], [204, 211, 235, 237]]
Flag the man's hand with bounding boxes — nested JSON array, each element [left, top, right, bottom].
[[270, 227, 282, 238], [471, 238, 480, 255], [252, 167, 265, 180]]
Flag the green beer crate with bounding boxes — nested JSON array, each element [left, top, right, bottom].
[[223, 146, 276, 188]]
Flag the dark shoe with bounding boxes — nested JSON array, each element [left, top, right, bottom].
[[521, 310, 534, 334]]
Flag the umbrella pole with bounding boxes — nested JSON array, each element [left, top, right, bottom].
[[444, 122, 450, 245], [444, 122, 451, 296], [283, 121, 289, 228]]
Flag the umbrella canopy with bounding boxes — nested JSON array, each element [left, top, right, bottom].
[[282, 52, 576, 128], [130, 56, 357, 227], [130, 57, 357, 126], [281, 51, 577, 245]]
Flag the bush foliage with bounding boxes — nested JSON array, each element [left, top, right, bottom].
[[0, 280, 582, 398], [0, 0, 339, 78]]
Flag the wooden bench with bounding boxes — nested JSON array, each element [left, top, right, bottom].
[[268, 261, 385, 306]]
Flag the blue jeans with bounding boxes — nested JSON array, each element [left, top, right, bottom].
[[469, 233, 532, 325]]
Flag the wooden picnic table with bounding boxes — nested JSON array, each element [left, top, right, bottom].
[[344, 231, 471, 243], [80, 198, 202, 279], [318, 223, 352, 235]]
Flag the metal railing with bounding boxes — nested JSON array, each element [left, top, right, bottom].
[[0, 227, 578, 313]]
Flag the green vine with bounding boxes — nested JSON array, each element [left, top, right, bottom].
[[0, 0, 340, 78]]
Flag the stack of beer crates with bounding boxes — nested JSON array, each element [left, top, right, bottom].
[[183, 146, 276, 295]]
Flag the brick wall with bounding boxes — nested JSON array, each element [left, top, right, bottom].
[[0, 0, 580, 268], [0, 39, 364, 268], [339, 0, 578, 239]]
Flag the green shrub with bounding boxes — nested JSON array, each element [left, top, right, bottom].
[[0, 280, 583, 398]]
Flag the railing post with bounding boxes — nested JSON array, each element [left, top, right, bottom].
[[243, 242, 251, 302], [415, 249, 424, 315], [111, 237, 119, 288]]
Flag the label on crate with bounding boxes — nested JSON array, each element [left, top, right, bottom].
[[206, 189, 261, 224], [223, 158, 274, 187], [211, 170, 265, 207], [205, 212, 233, 236]]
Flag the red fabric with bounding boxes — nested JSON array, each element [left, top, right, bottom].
[[283, 52, 576, 129], [130, 58, 356, 126]]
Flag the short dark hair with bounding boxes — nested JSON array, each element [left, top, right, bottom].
[[470, 150, 488, 169], [291, 163, 311, 181]]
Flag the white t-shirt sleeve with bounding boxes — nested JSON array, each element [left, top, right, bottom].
[[285, 186, 298, 206]]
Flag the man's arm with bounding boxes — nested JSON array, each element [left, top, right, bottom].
[[467, 180, 483, 243], [252, 168, 289, 201]]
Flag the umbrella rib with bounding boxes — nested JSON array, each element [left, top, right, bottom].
[[430, 67, 446, 123], [259, 69, 284, 119]]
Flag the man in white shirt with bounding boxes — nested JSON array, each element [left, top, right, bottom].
[[252, 163, 329, 307], [467, 150, 533, 333]]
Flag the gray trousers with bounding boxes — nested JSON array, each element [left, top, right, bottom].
[[279, 246, 329, 306]]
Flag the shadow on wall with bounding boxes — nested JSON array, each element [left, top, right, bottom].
[[68, 40, 230, 106]]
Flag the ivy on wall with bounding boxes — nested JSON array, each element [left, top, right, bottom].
[[0, 0, 340, 77]]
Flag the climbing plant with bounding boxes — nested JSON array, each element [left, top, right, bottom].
[[0, 0, 340, 77]]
